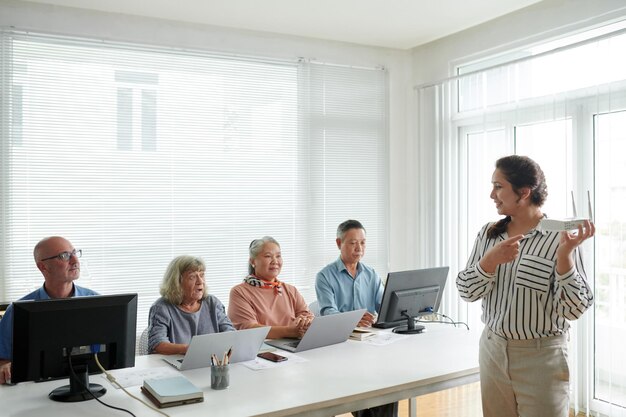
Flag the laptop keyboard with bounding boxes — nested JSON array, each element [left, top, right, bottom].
[[285, 340, 300, 348]]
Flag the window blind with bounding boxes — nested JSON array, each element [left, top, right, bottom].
[[0, 30, 388, 335]]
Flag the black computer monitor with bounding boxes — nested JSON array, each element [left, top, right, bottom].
[[374, 267, 449, 334], [11, 293, 137, 402]]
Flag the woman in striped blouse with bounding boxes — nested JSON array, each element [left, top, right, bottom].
[[457, 155, 594, 417]]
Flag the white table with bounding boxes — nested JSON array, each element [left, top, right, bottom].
[[0, 324, 479, 416]]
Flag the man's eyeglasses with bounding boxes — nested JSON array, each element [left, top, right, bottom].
[[40, 249, 82, 262]]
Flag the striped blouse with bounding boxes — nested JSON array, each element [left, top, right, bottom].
[[456, 222, 594, 340]]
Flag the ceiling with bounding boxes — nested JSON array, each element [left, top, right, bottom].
[[19, 0, 543, 50]]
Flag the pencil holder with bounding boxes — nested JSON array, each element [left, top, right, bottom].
[[210, 364, 229, 390]]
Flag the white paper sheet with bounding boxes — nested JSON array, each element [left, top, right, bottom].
[[102, 365, 180, 388]]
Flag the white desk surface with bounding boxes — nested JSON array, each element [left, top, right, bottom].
[[0, 324, 480, 417]]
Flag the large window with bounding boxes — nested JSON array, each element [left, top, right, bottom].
[[594, 110, 626, 410], [419, 19, 626, 416], [0, 31, 388, 335]]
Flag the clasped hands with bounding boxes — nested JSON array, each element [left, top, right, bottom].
[[293, 312, 315, 338], [358, 311, 377, 328]]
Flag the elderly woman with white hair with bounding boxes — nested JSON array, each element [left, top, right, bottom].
[[148, 255, 234, 355], [228, 236, 314, 339]]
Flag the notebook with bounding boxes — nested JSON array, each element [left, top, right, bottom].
[[265, 309, 365, 353], [163, 326, 270, 371], [141, 375, 203, 408], [349, 327, 377, 341]]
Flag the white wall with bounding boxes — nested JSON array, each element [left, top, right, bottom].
[[0, 0, 416, 271], [411, 0, 626, 85]]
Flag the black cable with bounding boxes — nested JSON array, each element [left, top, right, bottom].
[[68, 353, 137, 417], [416, 312, 470, 330], [439, 313, 470, 330], [433, 312, 456, 325]]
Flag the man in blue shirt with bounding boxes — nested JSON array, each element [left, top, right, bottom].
[[0, 236, 98, 384], [315, 220, 396, 417], [316, 219, 384, 326]]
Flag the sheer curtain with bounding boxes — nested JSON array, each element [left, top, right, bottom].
[[0, 29, 388, 336], [417, 23, 626, 416]]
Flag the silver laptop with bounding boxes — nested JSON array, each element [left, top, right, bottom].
[[265, 309, 365, 353], [163, 326, 270, 371]]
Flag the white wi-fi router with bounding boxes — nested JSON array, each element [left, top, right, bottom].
[[539, 191, 593, 232]]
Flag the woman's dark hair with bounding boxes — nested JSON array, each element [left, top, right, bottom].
[[487, 155, 548, 238]]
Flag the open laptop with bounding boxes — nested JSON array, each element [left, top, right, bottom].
[[265, 309, 365, 353], [163, 326, 270, 371]]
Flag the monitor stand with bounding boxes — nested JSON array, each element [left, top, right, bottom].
[[392, 313, 425, 335], [49, 363, 106, 402], [372, 320, 399, 329]]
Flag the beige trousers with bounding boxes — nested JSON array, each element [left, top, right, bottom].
[[479, 327, 570, 417]]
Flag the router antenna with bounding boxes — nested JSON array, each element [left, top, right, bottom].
[[587, 190, 593, 222], [571, 191, 578, 217]]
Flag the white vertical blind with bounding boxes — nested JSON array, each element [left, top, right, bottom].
[[303, 62, 389, 289], [0, 30, 388, 335]]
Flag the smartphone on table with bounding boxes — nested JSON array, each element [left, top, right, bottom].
[[257, 351, 288, 362]]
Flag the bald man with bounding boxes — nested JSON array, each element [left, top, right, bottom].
[[0, 236, 99, 384]]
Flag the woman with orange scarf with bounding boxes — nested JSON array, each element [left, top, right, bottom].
[[228, 236, 314, 339]]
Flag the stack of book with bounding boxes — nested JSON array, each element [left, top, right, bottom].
[[349, 327, 377, 341], [141, 375, 204, 408]]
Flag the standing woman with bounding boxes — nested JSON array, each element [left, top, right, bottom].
[[456, 155, 594, 417], [228, 236, 313, 339]]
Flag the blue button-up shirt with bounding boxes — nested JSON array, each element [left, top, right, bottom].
[[0, 284, 99, 360], [315, 257, 384, 316]]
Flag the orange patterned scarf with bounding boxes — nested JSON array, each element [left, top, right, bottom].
[[244, 275, 283, 295]]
